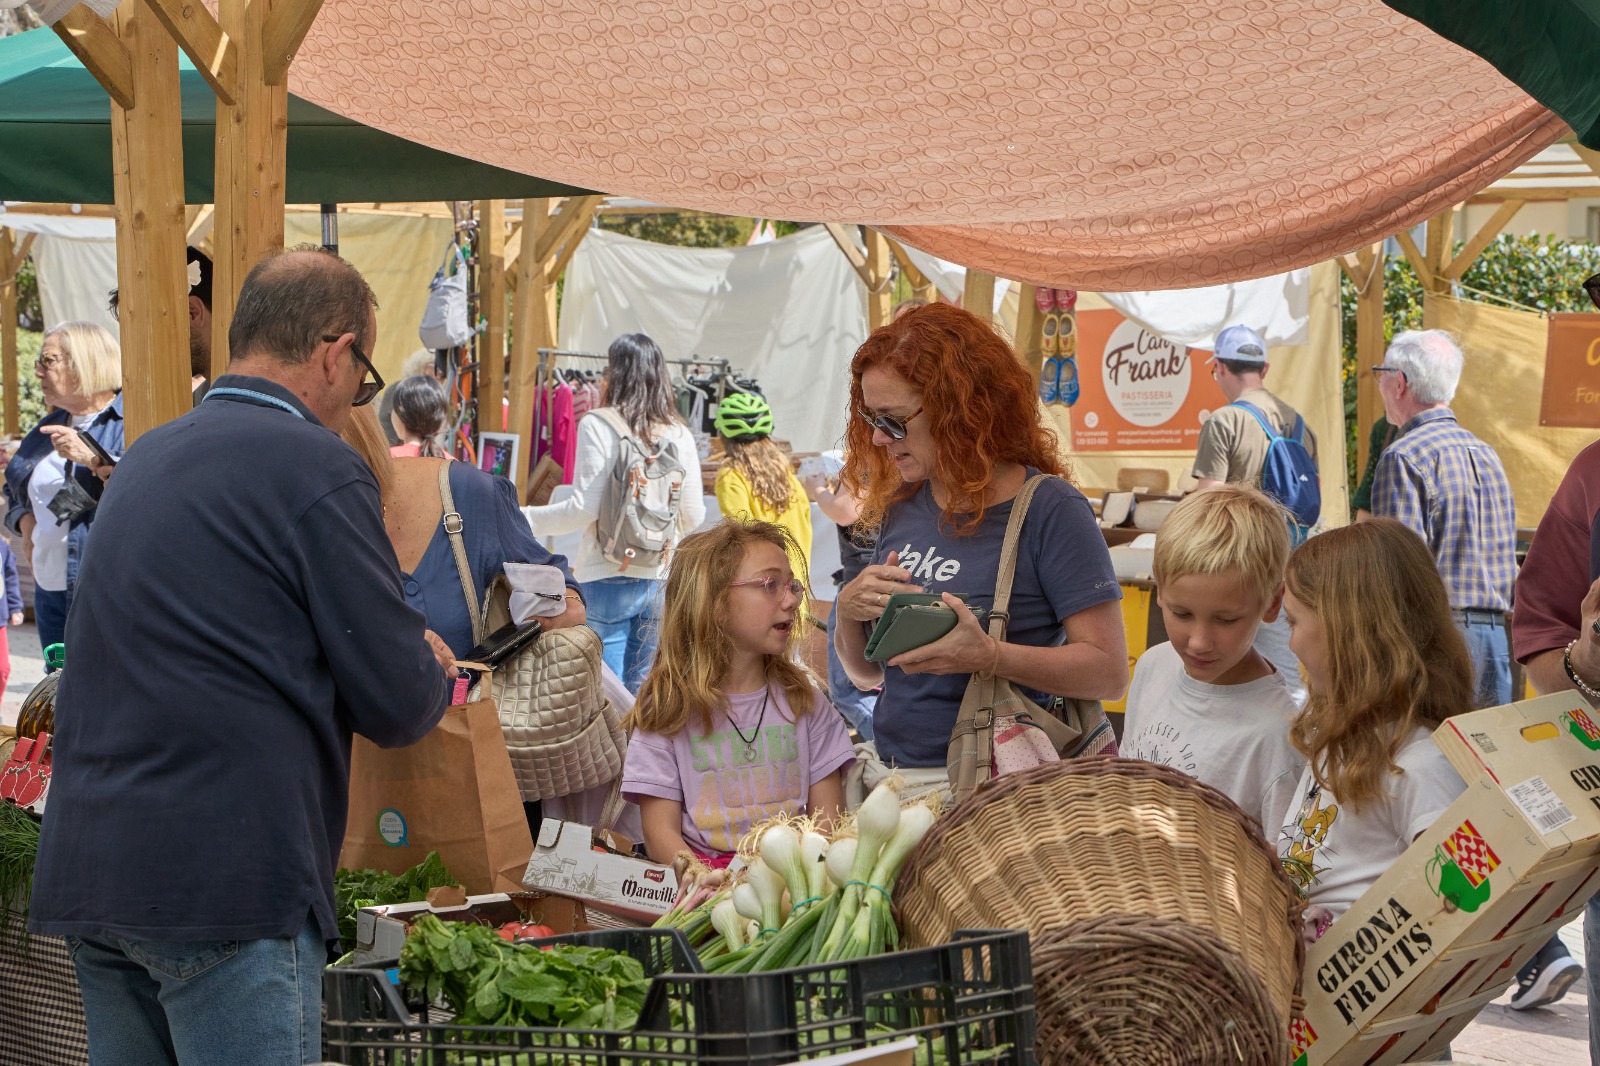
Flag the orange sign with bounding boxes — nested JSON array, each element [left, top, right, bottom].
[[1068, 308, 1228, 452], [1540, 313, 1600, 428]]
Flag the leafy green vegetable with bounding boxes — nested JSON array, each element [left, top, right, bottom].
[[333, 851, 459, 949], [398, 915, 653, 1030], [0, 802, 41, 949]]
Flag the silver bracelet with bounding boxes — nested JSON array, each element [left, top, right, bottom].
[[1564, 639, 1600, 703]]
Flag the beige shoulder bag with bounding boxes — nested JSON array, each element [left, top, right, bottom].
[[438, 462, 627, 802], [946, 474, 1117, 800]]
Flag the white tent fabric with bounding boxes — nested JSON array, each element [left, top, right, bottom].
[[1100, 270, 1312, 349], [560, 227, 866, 453], [31, 234, 120, 337]]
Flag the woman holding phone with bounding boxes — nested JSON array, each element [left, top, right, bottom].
[[3, 322, 123, 656], [833, 303, 1126, 786]]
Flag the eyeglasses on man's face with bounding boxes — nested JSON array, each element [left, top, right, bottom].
[[729, 575, 807, 599], [858, 407, 922, 442], [322, 333, 384, 406], [1370, 365, 1406, 382]]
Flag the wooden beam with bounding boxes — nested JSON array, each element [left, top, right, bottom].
[[1336, 254, 1359, 286], [1422, 207, 1455, 295], [823, 223, 872, 289], [476, 200, 507, 436], [863, 229, 893, 332], [185, 202, 215, 245], [1352, 244, 1386, 486], [532, 195, 603, 266], [1393, 228, 1432, 290], [503, 220, 524, 271], [546, 218, 593, 280], [0, 203, 117, 219], [1441, 199, 1524, 281], [1015, 284, 1046, 388], [110, 0, 192, 441], [143, 0, 238, 105], [212, 0, 288, 379], [0, 229, 21, 437], [53, 5, 135, 110], [962, 269, 996, 324], [886, 239, 931, 294], [260, 0, 325, 85], [506, 198, 557, 496]]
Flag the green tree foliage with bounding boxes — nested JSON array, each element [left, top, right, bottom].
[[1338, 233, 1600, 492], [596, 212, 745, 249], [8, 330, 47, 431]]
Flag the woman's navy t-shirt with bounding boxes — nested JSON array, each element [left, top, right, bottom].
[[869, 473, 1121, 767]]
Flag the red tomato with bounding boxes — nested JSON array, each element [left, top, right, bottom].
[[498, 921, 522, 942], [524, 924, 555, 940]]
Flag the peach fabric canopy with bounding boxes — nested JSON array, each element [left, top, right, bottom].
[[291, 0, 1566, 290]]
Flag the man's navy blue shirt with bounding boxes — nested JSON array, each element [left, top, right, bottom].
[[29, 376, 449, 943]]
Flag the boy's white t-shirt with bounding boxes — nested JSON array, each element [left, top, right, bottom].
[[1123, 641, 1305, 839], [1277, 724, 1466, 919]]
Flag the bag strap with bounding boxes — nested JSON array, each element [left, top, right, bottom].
[[988, 474, 1054, 639], [438, 460, 484, 646], [1228, 400, 1283, 443]]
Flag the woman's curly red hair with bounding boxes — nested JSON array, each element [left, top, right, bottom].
[[841, 302, 1069, 535]]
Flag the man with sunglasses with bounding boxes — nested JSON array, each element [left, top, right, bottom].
[[29, 247, 453, 1065]]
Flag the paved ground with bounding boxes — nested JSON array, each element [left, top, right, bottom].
[[3, 622, 1592, 1062]]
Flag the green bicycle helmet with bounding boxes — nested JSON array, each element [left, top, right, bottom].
[[715, 392, 775, 440]]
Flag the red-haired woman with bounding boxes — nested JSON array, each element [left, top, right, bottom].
[[833, 303, 1127, 781]]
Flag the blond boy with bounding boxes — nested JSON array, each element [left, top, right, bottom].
[[1123, 485, 1304, 839]]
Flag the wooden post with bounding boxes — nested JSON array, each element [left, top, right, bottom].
[[1339, 245, 1386, 480], [887, 239, 936, 303], [109, 0, 191, 442], [1014, 284, 1046, 386], [0, 229, 34, 437], [863, 230, 893, 332], [476, 199, 507, 435], [1421, 207, 1456, 297], [507, 198, 556, 497], [211, 0, 292, 378], [962, 269, 996, 323]]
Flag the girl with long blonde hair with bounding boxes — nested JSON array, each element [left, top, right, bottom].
[[1278, 518, 1475, 931], [621, 519, 854, 864], [713, 392, 812, 575]]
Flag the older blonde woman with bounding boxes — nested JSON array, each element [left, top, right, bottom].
[[3, 321, 122, 655]]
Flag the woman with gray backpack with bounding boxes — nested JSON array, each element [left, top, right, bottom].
[[524, 333, 706, 692]]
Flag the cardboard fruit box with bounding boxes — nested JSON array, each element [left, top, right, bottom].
[[350, 888, 587, 966], [522, 818, 679, 924], [1295, 692, 1600, 1066]]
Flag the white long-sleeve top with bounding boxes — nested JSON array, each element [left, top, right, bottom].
[[522, 411, 705, 584]]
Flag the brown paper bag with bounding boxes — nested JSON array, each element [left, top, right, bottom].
[[341, 699, 533, 894]]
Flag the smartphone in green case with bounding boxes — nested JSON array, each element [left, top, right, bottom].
[[864, 593, 985, 662]]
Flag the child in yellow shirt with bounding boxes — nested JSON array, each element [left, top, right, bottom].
[[713, 393, 812, 580]]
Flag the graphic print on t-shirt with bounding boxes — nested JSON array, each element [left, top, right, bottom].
[[687, 723, 803, 853], [895, 543, 963, 585], [1283, 781, 1340, 875], [1124, 720, 1198, 775]]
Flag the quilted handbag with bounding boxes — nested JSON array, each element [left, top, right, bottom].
[[439, 463, 625, 801]]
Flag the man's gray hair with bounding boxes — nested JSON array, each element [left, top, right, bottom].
[[1384, 329, 1463, 406]]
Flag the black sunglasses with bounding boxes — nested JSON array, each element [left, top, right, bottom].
[[323, 333, 384, 406], [858, 406, 922, 441]]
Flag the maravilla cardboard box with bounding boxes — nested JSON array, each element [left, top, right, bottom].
[[1296, 693, 1600, 1066], [522, 818, 678, 924]]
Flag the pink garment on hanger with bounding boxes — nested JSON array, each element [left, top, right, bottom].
[[549, 381, 577, 483]]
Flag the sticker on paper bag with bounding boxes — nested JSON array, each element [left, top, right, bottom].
[[377, 808, 408, 847]]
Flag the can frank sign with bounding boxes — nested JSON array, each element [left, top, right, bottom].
[[1069, 309, 1225, 451]]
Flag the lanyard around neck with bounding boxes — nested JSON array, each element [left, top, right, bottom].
[[203, 387, 307, 421]]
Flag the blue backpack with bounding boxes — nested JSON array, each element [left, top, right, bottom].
[[1230, 401, 1320, 536]]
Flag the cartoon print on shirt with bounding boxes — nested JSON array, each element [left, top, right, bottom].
[[1284, 781, 1339, 870], [895, 543, 963, 584], [687, 723, 803, 853]]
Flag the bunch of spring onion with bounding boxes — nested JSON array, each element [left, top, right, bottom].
[[702, 783, 938, 973], [651, 855, 728, 951]]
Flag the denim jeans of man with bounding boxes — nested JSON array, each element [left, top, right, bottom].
[[1457, 617, 1513, 709], [579, 576, 662, 693], [34, 586, 69, 663], [826, 598, 876, 739], [66, 915, 325, 1066]]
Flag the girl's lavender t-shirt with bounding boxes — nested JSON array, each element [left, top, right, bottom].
[[622, 685, 856, 857]]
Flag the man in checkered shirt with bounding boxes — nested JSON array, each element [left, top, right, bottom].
[[1370, 329, 1516, 709]]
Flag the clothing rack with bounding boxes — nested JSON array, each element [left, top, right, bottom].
[[530, 348, 739, 474]]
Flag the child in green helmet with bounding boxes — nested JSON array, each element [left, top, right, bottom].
[[713, 392, 812, 580]]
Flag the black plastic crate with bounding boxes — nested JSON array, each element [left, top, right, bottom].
[[323, 927, 1034, 1065]]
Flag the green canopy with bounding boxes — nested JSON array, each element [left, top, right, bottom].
[[1384, 0, 1600, 149], [0, 28, 595, 204]]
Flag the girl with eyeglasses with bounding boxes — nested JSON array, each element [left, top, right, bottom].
[[621, 519, 854, 866], [833, 302, 1128, 792]]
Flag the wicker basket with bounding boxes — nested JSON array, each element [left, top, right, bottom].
[[1031, 914, 1287, 1065], [892, 759, 1304, 1034]]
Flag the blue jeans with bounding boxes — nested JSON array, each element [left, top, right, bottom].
[[66, 915, 325, 1066], [1588, 895, 1600, 1065], [826, 600, 876, 739], [1457, 617, 1512, 708], [580, 576, 662, 693], [34, 586, 69, 664]]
